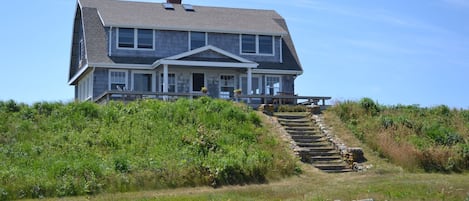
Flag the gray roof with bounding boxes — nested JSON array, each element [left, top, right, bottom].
[[70, 0, 302, 83], [78, 0, 288, 35]]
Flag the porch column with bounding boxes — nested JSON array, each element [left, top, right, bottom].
[[247, 68, 252, 103], [163, 64, 169, 93]]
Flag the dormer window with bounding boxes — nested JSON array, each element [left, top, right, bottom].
[[117, 28, 154, 50], [189, 32, 207, 50], [241, 34, 274, 55], [118, 28, 134, 48]]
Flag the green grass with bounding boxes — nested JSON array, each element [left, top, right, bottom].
[[0, 98, 298, 200], [25, 164, 469, 201]]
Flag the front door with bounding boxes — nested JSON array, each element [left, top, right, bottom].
[[192, 73, 205, 92]]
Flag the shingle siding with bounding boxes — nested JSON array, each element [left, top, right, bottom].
[[93, 68, 108, 98], [109, 29, 281, 63]]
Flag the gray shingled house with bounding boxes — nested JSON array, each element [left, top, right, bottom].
[[68, 0, 303, 103]]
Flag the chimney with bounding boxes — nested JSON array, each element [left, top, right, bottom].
[[167, 0, 181, 4]]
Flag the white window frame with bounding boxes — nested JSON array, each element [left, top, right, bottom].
[[160, 72, 177, 93], [188, 31, 208, 51], [131, 70, 156, 92], [109, 70, 128, 91], [117, 28, 155, 50], [265, 75, 282, 95], [240, 75, 262, 95], [240, 34, 275, 56], [77, 73, 93, 101], [219, 74, 236, 99]]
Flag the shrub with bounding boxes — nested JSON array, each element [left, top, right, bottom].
[[359, 97, 379, 115]]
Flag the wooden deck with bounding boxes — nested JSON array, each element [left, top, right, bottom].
[[94, 90, 331, 106]]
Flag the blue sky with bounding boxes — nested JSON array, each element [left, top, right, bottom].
[[0, 0, 468, 108]]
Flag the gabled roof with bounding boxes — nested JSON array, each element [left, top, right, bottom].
[[165, 45, 255, 63], [154, 45, 259, 69], [78, 0, 288, 35]]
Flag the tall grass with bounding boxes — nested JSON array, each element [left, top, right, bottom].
[[327, 98, 469, 172], [0, 98, 297, 200]]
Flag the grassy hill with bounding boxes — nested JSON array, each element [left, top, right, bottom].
[[0, 98, 297, 200], [327, 98, 469, 172]]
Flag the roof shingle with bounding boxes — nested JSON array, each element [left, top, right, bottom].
[[79, 0, 288, 35]]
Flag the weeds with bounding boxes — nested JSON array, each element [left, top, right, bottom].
[[0, 98, 297, 200], [328, 98, 469, 172]]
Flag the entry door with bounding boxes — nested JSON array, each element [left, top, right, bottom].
[[192, 73, 205, 92]]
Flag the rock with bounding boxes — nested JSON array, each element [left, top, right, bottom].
[[348, 147, 366, 163]]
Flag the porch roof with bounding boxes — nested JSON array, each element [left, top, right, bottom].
[[152, 45, 259, 69]]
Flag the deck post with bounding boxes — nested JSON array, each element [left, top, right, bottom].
[[247, 68, 252, 103], [163, 64, 169, 100]]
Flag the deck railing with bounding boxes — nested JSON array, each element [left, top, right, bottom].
[[94, 90, 331, 106]]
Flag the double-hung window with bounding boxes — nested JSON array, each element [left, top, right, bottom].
[[190, 32, 206, 50], [118, 28, 154, 49], [118, 28, 135, 48], [258, 35, 273, 54], [241, 35, 256, 54], [110, 71, 127, 90], [138, 29, 154, 49], [241, 34, 273, 55], [266, 76, 280, 95], [160, 73, 176, 92]]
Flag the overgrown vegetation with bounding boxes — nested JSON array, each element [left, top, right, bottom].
[[328, 98, 469, 172], [0, 98, 297, 200]]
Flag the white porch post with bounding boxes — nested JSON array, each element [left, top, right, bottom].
[[163, 64, 169, 94], [247, 67, 252, 103]]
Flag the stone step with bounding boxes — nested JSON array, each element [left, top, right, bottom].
[[290, 134, 324, 140], [296, 142, 331, 147], [280, 122, 312, 127], [275, 115, 308, 119], [285, 127, 316, 132], [322, 169, 354, 173], [311, 155, 342, 161], [293, 138, 327, 144], [313, 163, 349, 171], [278, 119, 310, 123], [286, 130, 319, 135], [311, 159, 344, 164], [308, 146, 336, 152]]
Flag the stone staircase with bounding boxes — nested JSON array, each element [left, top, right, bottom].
[[276, 113, 352, 173]]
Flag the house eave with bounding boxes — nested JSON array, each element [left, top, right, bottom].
[[104, 24, 288, 36], [252, 69, 303, 75], [154, 60, 258, 69], [68, 64, 90, 85]]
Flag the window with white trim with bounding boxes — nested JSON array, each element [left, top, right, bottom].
[[220, 75, 235, 99], [259, 35, 273, 54], [241, 34, 274, 55], [77, 73, 93, 101], [266, 76, 281, 95], [241, 34, 256, 54], [110, 71, 127, 90], [118, 28, 154, 49], [160, 73, 176, 92], [190, 32, 206, 50], [138, 29, 154, 49], [118, 28, 134, 48]]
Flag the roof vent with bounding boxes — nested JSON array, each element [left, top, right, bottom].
[[167, 0, 181, 4], [163, 3, 174, 10], [182, 4, 194, 11]]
